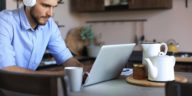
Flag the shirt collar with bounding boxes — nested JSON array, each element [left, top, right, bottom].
[[19, 6, 44, 31], [19, 6, 32, 30]]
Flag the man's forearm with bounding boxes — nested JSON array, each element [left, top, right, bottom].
[[2, 57, 83, 74], [2, 66, 63, 75], [3, 66, 34, 73]]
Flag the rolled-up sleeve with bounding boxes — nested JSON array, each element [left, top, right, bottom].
[[47, 22, 72, 65], [0, 16, 16, 68]]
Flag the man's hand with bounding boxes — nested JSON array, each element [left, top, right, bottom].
[[63, 57, 90, 83], [82, 72, 89, 84], [63, 57, 83, 67]]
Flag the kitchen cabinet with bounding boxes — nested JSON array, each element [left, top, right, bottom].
[[128, 0, 172, 9], [0, 0, 6, 11], [70, 0, 172, 12], [69, 0, 105, 12], [174, 57, 192, 72], [175, 64, 192, 72]]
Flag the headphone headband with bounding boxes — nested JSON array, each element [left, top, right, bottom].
[[23, 0, 36, 7]]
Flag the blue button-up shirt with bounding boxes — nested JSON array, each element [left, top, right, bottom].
[[0, 7, 72, 70]]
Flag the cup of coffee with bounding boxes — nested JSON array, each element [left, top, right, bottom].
[[64, 67, 83, 92]]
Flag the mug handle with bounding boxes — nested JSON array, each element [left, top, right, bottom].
[[160, 42, 168, 55]]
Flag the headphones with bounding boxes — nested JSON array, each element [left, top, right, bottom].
[[23, 0, 36, 7]]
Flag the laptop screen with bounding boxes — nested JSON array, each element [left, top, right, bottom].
[[83, 43, 135, 86]]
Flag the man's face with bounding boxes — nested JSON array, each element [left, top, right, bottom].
[[30, 0, 58, 25]]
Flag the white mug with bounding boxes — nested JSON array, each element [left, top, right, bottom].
[[64, 67, 83, 92], [142, 43, 168, 65]]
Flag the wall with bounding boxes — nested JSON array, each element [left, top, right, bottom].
[[6, 0, 16, 10], [5, 0, 192, 52], [74, 0, 192, 52]]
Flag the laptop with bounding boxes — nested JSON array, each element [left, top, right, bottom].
[[83, 43, 135, 86]]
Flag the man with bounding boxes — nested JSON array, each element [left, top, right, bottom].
[[0, 0, 83, 73]]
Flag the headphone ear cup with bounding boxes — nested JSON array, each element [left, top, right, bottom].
[[23, 0, 36, 7]]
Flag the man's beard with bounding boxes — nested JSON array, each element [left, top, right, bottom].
[[30, 8, 48, 25]]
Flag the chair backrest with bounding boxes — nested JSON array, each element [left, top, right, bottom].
[[0, 69, 67, 96], [165, 81, 192, 96]]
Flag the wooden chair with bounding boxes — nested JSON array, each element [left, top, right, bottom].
[[0, 67, 68, 96], [165, 81, 192, 96]]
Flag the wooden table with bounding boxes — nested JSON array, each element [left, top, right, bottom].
[[37, 58, 192, 96]]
